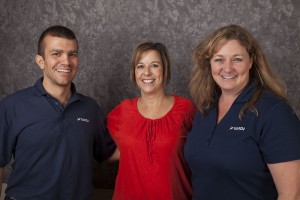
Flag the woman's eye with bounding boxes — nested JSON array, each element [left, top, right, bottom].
[[152, 64, 159, 67], [214, 58, 223, 62], [233, 57, 242, 61], [136, 64, 143, 69]]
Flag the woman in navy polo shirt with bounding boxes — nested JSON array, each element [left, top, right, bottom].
[[184, 24, 300, 200]]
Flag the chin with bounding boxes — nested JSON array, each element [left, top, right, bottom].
[[57, 81, 72, 86]]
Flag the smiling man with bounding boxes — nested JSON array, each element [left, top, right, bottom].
[[35, 26, 79, 107], [0, 25, 116, 200]]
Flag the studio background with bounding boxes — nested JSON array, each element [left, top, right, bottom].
[[1, 0, 299, 192]]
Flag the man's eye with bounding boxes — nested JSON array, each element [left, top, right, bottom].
[[52, 53, 61, 56], [70, 53, 78, 57]]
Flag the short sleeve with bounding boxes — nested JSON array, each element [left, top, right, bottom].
[[0, 99, 14, 167], [93, 107, 116, 162], [107, 99, 131, 139], [183, 99, 197, 132], [260, 102, 300, 163], [107, 105, 121, 139]]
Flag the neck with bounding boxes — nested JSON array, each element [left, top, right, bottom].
[[219, 92, 238, 103], [43, 82, 72, 106], [138, 92, 174, 119], [139, 91, 167, 106]]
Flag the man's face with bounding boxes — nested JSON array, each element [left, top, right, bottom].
[[35, 35, 78, 91]]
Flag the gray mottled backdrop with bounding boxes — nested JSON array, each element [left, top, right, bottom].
[[1, 0, 299, 189]]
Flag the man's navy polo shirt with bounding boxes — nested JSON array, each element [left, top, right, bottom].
[[0, 78, 116, 200], [184, 83, 300, 200]]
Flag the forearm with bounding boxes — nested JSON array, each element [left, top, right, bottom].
[[278, 193, 300, 200], [107, 148, 120, 162], [0, 167, 3, 196], [268, 160, 300, 200]]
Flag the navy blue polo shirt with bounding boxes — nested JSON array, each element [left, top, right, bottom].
[[184, 83, 300, 200], [0, 78, 116, 200]]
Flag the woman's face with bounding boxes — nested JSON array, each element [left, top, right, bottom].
[[135, 50, 164, 95], [210, 39, 252, 95]]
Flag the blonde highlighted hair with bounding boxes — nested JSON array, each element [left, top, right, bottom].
[[189, 24, 287, 119]]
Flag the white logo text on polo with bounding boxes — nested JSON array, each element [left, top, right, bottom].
[[77, 117, 90, 123], [229, 126, 245, 131]]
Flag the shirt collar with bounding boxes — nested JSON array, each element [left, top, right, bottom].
[[34, 77, 81, 102], [214, 82, 255, 105], [234, 82, 255, 103]]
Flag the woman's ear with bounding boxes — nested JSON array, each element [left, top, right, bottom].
[[249, 54, 254, 69], [35, 55, 45, 69]]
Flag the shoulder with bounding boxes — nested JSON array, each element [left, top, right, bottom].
[[120, 97, 137, 107], [116, 97, 137, 110], [171, 95, 197, 121], [0, 86, 35, 106], [256, 91, 299, 127], [173, 95, 193, 104], [257, 91, 293, 114], [108, 97, 138, 117], [171, 95, 197, 129], [173, 95, 196, 110]]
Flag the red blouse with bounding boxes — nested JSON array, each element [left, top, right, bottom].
[[107, 95, 196, 200]]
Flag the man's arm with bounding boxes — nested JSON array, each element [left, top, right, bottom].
[[0, 167, 3, 196], [107, 148, 120, 162]]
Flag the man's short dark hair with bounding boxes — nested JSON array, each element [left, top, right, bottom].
[[37, 25, 77, 56]]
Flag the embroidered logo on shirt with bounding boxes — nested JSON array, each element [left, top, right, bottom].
[[77, 117, 90, 123], [229, 126, 245, 131]]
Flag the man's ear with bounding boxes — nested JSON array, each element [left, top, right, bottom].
[[35, 55, 45, 69]]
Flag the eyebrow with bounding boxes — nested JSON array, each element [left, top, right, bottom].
[[50, 49, 63, 53], [49, 49, 78, 54], [213, 54, 244, 57], [138, 61, 161, 64]]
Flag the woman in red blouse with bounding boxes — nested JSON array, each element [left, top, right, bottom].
[[107, 42, 196, 200]]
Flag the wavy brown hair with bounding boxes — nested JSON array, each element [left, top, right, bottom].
[[189, 24, 287, 119]]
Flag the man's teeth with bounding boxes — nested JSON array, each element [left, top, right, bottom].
[[143, 79, 154, 83]]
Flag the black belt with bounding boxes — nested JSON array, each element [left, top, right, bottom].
[[4, 196, 16, 200]]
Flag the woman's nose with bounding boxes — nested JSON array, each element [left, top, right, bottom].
[[223, 60, 233, 72], [143, 65, 151, 75]]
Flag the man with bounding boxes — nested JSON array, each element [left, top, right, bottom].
[[0, 25, 116, 200]]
